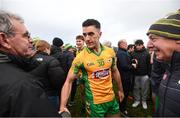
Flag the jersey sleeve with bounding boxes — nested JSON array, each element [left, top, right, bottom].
[[69, 55, 83, 75], [111, 48, 116, 68]]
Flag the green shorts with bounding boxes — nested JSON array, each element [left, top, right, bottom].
[[86, 98, 119, 117]]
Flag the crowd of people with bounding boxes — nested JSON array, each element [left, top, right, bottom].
[[0, 9, 179, 117]]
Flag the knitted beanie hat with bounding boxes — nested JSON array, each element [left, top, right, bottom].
[[147, 9, 180, 40], [52, 37, 64, 47], [64, 43, 73, 50]]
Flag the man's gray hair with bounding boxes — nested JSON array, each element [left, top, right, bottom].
[[0, 10, 24, 37], [118, 39, 127, 47]]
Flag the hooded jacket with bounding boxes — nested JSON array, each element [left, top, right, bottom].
[[50, 45, 67, 72], [132, 47, 150, 76], [31, 52, 66, 96]]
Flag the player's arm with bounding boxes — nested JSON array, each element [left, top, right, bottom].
[[112, 63, 124, 102], [59, 72, 76, 112], [59, 54, 82, 113]]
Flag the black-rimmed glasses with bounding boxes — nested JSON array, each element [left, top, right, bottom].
[[14, 31, 31, 39]]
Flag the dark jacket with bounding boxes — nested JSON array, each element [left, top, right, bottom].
[[7, 54, 39, 71], [116, 48, 135, 111], [63, 50, 75, 73], [116, 48, 135, 81], [31, 52, 66, 96], [0, 52, 60, 117], [132, 47, 150, 76], [150, 56, 167, 95], [158, 51, 180, 117], [50, 45, 67, 72]]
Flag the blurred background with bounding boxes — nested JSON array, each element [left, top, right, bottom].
[[1, 0, 179, 46]]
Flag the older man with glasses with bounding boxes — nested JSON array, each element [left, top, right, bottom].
[[0, 10, 60, 117]]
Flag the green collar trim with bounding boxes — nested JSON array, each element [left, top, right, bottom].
[[85, 44, 105, 56]]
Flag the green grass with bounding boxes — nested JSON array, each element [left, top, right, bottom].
[[68, 82, 153, 117]]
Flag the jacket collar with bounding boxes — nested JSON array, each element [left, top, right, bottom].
[[118, 47, 127, 52], [0, 51, 11, 63], [171, 51, 180, 71]]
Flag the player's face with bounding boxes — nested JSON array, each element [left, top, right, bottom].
[[83, 26, 101, 50]]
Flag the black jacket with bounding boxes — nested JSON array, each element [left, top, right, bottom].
[[158, 51, 180, 117], [31, 52, 66, 96], [8, 54, 39, 71], [50, 45, 67, 72], [132, 47, 150, 76], [0, 52, 60, 117]]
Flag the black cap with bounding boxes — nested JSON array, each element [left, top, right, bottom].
[[52, 37, 64, 47]]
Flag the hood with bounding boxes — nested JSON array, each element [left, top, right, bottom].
[[50, 45, 62, 55]]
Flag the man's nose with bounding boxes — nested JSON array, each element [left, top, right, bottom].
[[28, 37, 33, 43], [85, 36, 91, 41], [147, 40, 153, 49]]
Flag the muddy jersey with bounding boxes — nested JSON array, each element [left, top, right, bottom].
[[69, 45, 116, 104]]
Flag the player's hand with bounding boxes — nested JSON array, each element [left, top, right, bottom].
[[118, 90, 124, 102], [59, 107, 70, 114]]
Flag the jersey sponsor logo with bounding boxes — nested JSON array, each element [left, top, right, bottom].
[[92, 69, 110, 79], [87, 62, 95, 67]]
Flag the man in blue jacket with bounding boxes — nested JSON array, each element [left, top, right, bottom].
[[116, 39, 137, 115]]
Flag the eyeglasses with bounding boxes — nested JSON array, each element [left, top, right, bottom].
[[14, 31, 31, 39], [83, 32, 95, 37], [0, 30, 31, 39]]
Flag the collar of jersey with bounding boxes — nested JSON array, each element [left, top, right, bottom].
[[85, 43, 105, 56]]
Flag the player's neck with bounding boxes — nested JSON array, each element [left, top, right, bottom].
[[93, 43, 101, 54]]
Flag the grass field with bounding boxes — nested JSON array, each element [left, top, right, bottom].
[[68, 82, 153, 117]]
